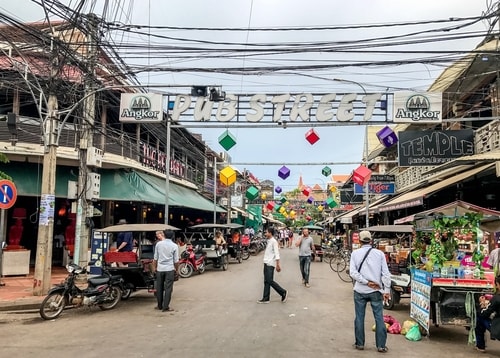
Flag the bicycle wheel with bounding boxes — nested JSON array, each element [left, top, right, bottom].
[[337, 261, 353, 283], [329, 253, 344, 272]]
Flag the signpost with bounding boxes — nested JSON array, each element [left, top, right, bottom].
[[0, 179, 17, 286], [0, 179, 17, 209]]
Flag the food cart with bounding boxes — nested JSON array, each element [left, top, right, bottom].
[[395, 201, 500, 335]]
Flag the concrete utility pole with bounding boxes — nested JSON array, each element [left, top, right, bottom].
[[33, 40, 59, 295], [74, 14, 99, 268]]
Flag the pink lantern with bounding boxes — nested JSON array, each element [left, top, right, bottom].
[[352, 165, 372, 186], [302, 186, 311, 196]]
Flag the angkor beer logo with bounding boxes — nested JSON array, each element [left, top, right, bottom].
[[121, 95, 161, 120], [395, 94, 440, 122]]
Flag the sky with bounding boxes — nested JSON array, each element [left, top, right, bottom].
[[0, 0, 494, 192]]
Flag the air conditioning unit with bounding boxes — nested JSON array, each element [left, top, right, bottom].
[[86, 173, 101, 201], [230, 210, 238, 219], [87, 147, 103, 167]]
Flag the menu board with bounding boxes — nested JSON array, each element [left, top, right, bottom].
[[410, 269, 432, 334]]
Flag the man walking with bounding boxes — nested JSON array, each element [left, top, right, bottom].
[[153, 230, 179, 312], [295, 228, 315, 287], [349, 231, 391, 353], [257, 227, 288, 304]]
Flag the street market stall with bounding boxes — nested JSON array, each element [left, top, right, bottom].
[[401, 201, 500, 336]]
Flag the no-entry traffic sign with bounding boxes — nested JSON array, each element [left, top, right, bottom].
[[0, 179, 17, 209]]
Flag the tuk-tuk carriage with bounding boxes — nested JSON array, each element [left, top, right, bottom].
[[96, 223, 179, 299]]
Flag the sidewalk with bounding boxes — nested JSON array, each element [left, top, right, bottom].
[[0, 266, 68, 311]]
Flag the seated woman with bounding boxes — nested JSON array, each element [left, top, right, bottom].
[[214, 231, 226, 254], [475, 275, 500, 353]]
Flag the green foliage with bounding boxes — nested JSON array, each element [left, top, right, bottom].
[[0, 153, 11, 180]]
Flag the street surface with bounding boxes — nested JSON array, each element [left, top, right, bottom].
[[0, 247, 498, 358]]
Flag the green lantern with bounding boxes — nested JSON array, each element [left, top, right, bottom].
[[218, 130, 237, 151], [246, 185, 259, 200]]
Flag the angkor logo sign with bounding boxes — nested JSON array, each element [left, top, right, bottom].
[[121, 95, 161, 121], [395, 94, 441, 122]]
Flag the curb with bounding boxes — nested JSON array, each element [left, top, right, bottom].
[[0, 300, 42, 312]]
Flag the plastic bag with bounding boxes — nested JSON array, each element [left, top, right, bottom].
[[401, 320, 417, 335], [405, 324, 422, 341], [388, 321, 402, 334]]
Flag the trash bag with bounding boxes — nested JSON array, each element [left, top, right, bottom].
[[405, 324, 422, 341], [401, 320, 417, 335], [388, 321, 402, 334]]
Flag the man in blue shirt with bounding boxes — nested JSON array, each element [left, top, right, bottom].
[[349, 230, 391, 353], [153, 230, 179, 312]]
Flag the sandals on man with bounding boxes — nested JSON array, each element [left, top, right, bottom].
[[377, 347, 389, 353]]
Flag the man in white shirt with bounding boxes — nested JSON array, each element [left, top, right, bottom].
[[257, 227, 288, 304], [153, 230, 179, 312]]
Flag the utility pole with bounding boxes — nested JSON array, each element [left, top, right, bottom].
[[74, 14, 99, 268], [33, 38, 59, 296]]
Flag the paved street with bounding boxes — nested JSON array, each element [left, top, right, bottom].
[[0, 247, 498, 358]]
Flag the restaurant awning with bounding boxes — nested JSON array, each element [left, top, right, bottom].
[[231, 207, 248, 217], [393, 200, 500, 232], [375, 163, 494, 213], [134, 171, 226, 212]]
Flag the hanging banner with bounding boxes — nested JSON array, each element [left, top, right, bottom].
[[393, 91, 442, 123]]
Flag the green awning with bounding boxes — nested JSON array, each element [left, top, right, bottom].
[[0, 163, 73, 197], [99, 170, 165, 204], [134, 171, 225, 212], [0, 164, 225, 212]]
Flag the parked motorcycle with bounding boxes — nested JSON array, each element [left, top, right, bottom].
[[177, 244, 206, 278], [39, 263, 123, 320]]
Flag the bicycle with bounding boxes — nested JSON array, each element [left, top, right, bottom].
[[329, 247, 351, 272], [336, 257, 353, 283]]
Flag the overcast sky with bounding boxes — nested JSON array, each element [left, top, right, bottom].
[[0, 0, 493, 192]]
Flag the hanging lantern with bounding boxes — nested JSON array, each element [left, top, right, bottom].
[[279, 206, 286, 214], [325, 197, 338, 208], [318, 205, 324, 212], [246, 186, 259, 200], [352, 165, 372, 186], [275, 186, 282, 194], [280, 197, 287, 204], [330, 185, 337, 192], [322, 166, 332, 177], [266, 201, 275, 211], [261, 193, 267, 200], [218, 129, 237, 151], [307, 196, 314, 204], [305, 128, 320, 145], [219, 166, 237, 186], [306, 215, 312, 221], [376, 126, 398, 148], [302, 186, 311, 197], [278, 165, 290, 180]]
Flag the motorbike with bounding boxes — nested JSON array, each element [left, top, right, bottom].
[[177, 244, 206, 278], [39, 263, 123, 320]]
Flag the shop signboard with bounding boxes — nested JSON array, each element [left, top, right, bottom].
[[398, 129, 474, 166], [410, 269, 432, 334], [354, 182, 395, 195]]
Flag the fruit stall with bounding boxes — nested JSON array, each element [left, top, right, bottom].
[[395, 201, 500, 335]]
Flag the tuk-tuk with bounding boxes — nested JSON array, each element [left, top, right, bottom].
[[96, 223, 180, 299]]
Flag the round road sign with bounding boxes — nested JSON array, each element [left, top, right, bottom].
[[0, 179, 17, 209]]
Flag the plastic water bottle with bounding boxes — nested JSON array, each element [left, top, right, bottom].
[[473, 267, 481, 279], [457, 266, 465, 279], [433, 265, 441, 278]]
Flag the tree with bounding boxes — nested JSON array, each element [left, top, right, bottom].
[[0, 153, 11, 180]]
